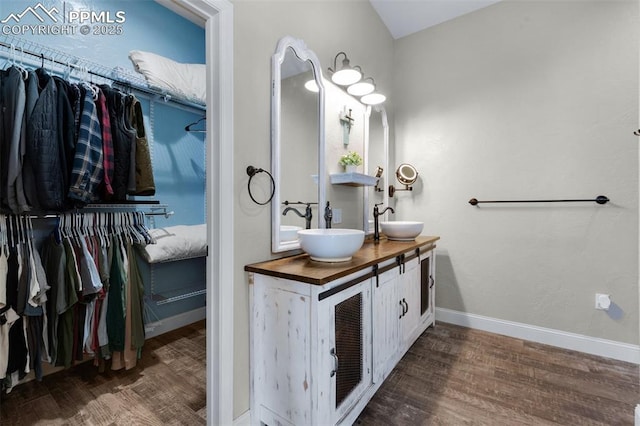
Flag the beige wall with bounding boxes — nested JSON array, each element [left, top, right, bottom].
[[233, 0, 394, 417], [233, 0, 639, 418], [393, 0, 639, 343]]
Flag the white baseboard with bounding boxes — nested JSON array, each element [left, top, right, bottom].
[[233, 410, 251, 426], [436, 307, 640, 364], [144, 307, 207, 338]]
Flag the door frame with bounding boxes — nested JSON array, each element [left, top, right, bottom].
[[159, 0, 234, 424]]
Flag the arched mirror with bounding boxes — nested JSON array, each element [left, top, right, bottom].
[[364, 105, 389, 233], [272, 36, 326, 252]]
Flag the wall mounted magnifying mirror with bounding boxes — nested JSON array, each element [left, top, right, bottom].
[[389, 163, 418, 197], [271, 36, 326, 253]]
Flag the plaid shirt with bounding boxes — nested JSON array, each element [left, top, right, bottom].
[[68, 89, 104, 205], [95, 88, 114, 196]]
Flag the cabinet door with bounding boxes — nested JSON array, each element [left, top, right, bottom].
[[419, 250, 436, 328], [317, 279, 372, 425], [251, 279, 312, 426], [399, 257, 421, 348], [372, 266, 400, 383]]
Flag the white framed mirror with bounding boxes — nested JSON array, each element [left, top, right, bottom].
[[364, 105, 389, 233], [271, 36, 326, 252]]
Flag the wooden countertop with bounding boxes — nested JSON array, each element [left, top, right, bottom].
[[245, 235, 440, 285]]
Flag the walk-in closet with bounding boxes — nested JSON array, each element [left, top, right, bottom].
[[0, 0, 234, 423]]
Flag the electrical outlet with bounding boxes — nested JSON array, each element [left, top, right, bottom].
[[333, 208, 342, 224], [595, 293, 611, 310]]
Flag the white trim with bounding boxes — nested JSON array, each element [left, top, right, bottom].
[[144, 307, 206, 338], [169, 1, 234, 425], [436, 308, 640, 364], [233, 410, 251, 426], [271, 36, 326, 252]]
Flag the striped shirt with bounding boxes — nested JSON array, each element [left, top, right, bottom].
[[68, 89, 104, 205]]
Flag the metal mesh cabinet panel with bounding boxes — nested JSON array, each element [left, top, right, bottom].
[[334, 292, 363, 408]]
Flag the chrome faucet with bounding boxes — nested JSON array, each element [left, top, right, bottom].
[[283, 203, 313, 229], [324, 201, 333, 229], [373, 203, 394, 242]]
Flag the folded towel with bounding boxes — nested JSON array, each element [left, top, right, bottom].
[[141, 224, 207, 263], [129, 50, 206, 104]]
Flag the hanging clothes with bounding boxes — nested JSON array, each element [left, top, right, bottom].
[[19, 70, 40, 213], [128, 95, 155, 196], [100, 85, 133, 201], [25, 68, 67, 211], [68, 87, 104, 206], [1, 66, 26, 214], [95, 88, 115, 198], [0, 43, 161, 388], [0, 59, 155, 211], [1, 212, 153, 387]]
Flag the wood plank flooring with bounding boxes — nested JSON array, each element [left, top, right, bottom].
[[0, 320, 206, 426], [356, 322, 639, 426], [1, 320, 637, 425]]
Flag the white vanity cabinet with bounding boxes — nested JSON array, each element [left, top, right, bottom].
[[250, 268, 373, 426], [246, 236, 439, 426]]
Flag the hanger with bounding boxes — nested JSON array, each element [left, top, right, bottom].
[[185, 116, 206, 133], [8, 44, 28, 80]]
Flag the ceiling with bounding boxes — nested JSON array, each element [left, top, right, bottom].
[[369, 0, 502, 39], [158, 1, 502, 39]]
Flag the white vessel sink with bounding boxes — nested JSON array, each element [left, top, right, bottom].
[[298, 229, 365, 262], [280, 225, 302, 242], [380, 221, 424, 241]]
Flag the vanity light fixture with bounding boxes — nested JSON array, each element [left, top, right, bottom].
[[328, 52, 386, 105], [329, 52, 362, 86]]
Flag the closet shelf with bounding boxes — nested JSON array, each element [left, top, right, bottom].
[[150, 284, 206, 305], [330, 172, 378, 187], [0, 35, 205, 111]]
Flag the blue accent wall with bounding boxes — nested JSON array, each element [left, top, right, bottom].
[[2, 0, 206, 226], [1, 0, 207, 320]]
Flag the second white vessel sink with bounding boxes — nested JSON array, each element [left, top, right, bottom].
[[298, 228, 365, 262], [380, 221, 424, 241]]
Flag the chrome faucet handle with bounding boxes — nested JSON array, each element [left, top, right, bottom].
[[324, 201, 333, 229]]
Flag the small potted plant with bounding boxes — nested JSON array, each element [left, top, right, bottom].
[[339, 151, 363, 173]]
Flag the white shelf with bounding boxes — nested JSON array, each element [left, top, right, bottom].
[[330, 172, 378, 187]]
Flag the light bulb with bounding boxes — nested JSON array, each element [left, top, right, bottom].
[[347, 80, 374, 96], [304, 79, 319, 92], [361, 92, 386, 105], [331, 68, 361, 86]]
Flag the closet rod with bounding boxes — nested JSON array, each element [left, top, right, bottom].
[[80, 203, 174, 218], [468, 195, 610, 205], [13, 210, 173, 219], [0, 39, 205, 111]]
